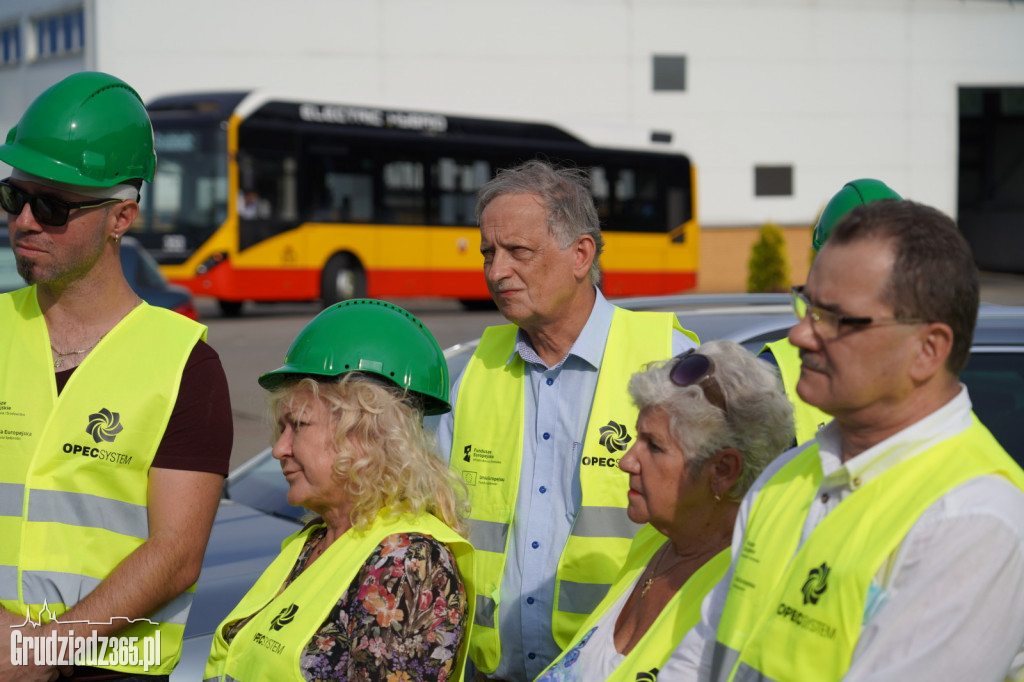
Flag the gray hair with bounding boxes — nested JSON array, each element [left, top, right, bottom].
[[628, 340, 794, 501], [476, 159, 605, 286]]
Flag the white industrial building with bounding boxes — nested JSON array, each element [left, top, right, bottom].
[[0, 0, 1021, 269]]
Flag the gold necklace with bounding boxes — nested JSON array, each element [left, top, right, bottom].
[[640, 545, 685, 598]]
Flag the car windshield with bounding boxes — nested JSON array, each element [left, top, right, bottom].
[[962, 349, 1024, 461]]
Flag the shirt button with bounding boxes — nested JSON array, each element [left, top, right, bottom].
[[853, 477, 862, 487], [542, 433, 550, 440], [526, 597, 535, 605], [546, 378, 554, 386], [531, 541, 539, 549], [821, 493, 830, 503], [528, 653, 537, 660], [539, 486, 547, 494]]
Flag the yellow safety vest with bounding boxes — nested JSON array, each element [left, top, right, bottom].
[[0, 286, 205, 674], [711, 419, 1024, 682], [762, 339, 830, 445], [538, 524, 729, 682], [204, 510, 476, 682], [449, 307, 695, 672]]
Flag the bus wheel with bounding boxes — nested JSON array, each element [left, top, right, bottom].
[[322, 253, 366, 306], [218, 300, 243, 317]]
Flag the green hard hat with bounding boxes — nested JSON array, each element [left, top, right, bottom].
[[812, 179, 902, 252], [0, 71, 156, 187], [259, 299, 452, 416]]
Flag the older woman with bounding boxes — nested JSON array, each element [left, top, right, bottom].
[[537, 340, 793, 682], [205, 299, 475, 682]]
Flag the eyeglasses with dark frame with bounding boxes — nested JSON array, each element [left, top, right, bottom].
[[791, 285, 925, 336], [0, 179, 125, 228], [669, 349, 729, 415]]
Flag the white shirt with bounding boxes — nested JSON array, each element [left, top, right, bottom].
[[536, 578, 635, 682], [661, 387, 1024, 681]]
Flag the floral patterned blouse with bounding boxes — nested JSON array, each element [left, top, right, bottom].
[[224, 525, 468, 682]]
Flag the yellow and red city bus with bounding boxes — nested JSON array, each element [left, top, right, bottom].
[[138, 91, 699, 315]]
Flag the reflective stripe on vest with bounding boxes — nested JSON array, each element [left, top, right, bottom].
[[204, 510, 476, 682], [450, 307, 694, 672], [712, 419, 1024, 682], [538, 524, 730, 682], [0, 286, 205, 674], [762, 340, 830, 445]]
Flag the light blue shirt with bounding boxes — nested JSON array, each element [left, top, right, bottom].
[[437, 289, 696, 682]]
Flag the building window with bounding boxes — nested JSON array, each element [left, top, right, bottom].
[[0, 24, 20, 66], [653, 55, 686, 92], [755, 165, 793, 197], [34, 7, 84, 60]]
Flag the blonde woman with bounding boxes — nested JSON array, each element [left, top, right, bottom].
[[205, 299, 474, 682]]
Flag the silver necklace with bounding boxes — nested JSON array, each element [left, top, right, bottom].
[[49, 296, 142, 370], [51, 335, 108, 369]]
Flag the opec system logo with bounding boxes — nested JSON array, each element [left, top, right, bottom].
[[86, 408, 123, 444], [802, 562, 831, 605], [598, 420, 632, 453], [270, 604, 298, 631]]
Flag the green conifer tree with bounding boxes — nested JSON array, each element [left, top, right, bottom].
[[746, 222, 791, 293]]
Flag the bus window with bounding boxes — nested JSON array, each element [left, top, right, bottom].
[[590, 166, 611, 223], [436, 158, 490, 225], [238, 152, 299, 249], [302, 150, 374, 223], [607, 167, 664, 232], [381, 160, 425, 224], [322, 172, 373, 222], [142, 127, 227, 239]]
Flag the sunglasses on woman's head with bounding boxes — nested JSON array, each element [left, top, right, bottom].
[[669, 349, 729, 415], [0, 179, 124, 227]]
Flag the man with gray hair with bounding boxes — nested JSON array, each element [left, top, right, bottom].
[[438, 159, 698, 681]]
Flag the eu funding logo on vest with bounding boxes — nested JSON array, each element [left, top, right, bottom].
[[458, 443, 505, 487]]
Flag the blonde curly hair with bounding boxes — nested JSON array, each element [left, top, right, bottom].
[[269, 374, 469, 534]]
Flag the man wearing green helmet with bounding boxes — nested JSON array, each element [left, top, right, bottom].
[[0, 72, 232, 681], [760, 179, 902, 444]]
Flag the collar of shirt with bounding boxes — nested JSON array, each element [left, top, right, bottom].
[[510, 287, 613, 370], [816, 385, 974, 497]]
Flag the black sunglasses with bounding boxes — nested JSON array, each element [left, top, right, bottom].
[[669, 349, 729, 415], [0, 179, 125, 227]]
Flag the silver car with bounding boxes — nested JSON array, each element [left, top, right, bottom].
[[170, 294, 1024, 679]]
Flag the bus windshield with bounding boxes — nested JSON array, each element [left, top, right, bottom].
[[136, 122, 228, 264]]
